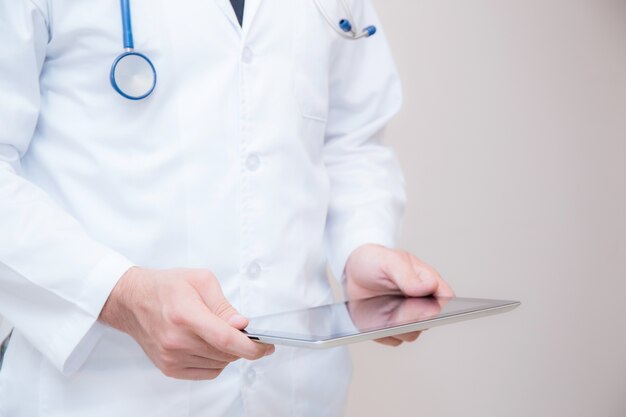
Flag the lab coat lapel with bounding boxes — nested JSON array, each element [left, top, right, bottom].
[[241, 0, 263, 35], [215, 0, 263, 35], [215, 0, 241, 31]]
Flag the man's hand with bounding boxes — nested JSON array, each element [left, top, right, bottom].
[[100, 267, 274, 380], [345, 244, 455, 346]]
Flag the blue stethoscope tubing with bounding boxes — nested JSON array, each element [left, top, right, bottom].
[[110, 0, 374, 100], [110, 0, 157, 100]]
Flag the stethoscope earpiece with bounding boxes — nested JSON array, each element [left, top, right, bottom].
[[315, 0, 376, 40], [364, 25, 377, 37], [339, 19, 353, 33], [338, 19, 377, 38]]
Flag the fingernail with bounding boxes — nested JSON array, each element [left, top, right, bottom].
[[228, 314, 247, 326], [264, 346, 275, 357]]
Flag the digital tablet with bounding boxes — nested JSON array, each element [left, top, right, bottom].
[[244, 295, 520, 348]]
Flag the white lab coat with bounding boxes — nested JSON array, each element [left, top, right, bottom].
[[0, 0, 405, 415]]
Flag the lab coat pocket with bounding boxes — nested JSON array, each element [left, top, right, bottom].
[[292, 0, 333, 123]]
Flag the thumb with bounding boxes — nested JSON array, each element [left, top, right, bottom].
[[226, 313, 249, 330], [193, 273, 249, 329], [211, 296, 249, 330], [383, 251, 438, 297]]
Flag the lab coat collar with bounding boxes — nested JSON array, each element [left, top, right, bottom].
[[215, 0, 263, 37]]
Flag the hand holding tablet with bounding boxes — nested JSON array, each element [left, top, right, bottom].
[[244, 245, 519, 348]]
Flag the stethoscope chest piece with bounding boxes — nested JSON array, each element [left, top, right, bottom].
[[110, 0, 157, 100], [110, 51, 156, 100]]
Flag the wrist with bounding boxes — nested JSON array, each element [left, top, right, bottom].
[[99, 266, 143, 331]]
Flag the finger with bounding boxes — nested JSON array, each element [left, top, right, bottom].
[[393, 331, 422, 343], [189, 338, 273, 363], [227, 314, 249, 330], [192, 273, 249, 329], [408, 256, 443, 296], [180, 335, 240, 362], [168, 368, 224, 381], [374, 337, 403, 347], [181, 355, 231, 369], [382, 251, 438, 297], [191, 308, 274, 360], [260, 343, 276, 357], [434, 279, 455, 298]]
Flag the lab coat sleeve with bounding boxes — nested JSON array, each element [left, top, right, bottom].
[[323, 0, 406, 282], [0, 1, 135, 374]]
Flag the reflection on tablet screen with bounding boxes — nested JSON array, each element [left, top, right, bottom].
[[245, 295, 516, 341]]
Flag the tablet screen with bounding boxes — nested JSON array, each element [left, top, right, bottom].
[[244, 295, 517, 342]]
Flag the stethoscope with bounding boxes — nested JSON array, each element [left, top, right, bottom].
[[110, 0, 157, 100], [110, 0, 376, 100]]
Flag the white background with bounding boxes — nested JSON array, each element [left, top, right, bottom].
[[345, 1, 626, 416]]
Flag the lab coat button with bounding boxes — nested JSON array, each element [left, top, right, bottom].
[[247, 262, 261, 279], [245, 369, 257, 385], [246, 154, 260, 171], [242, 47, 253, 64]]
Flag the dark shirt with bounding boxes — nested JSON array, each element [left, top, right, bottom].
[[230, 0, 245, 26]]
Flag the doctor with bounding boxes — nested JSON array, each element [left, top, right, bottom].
[[0, 0, 453, 416]]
